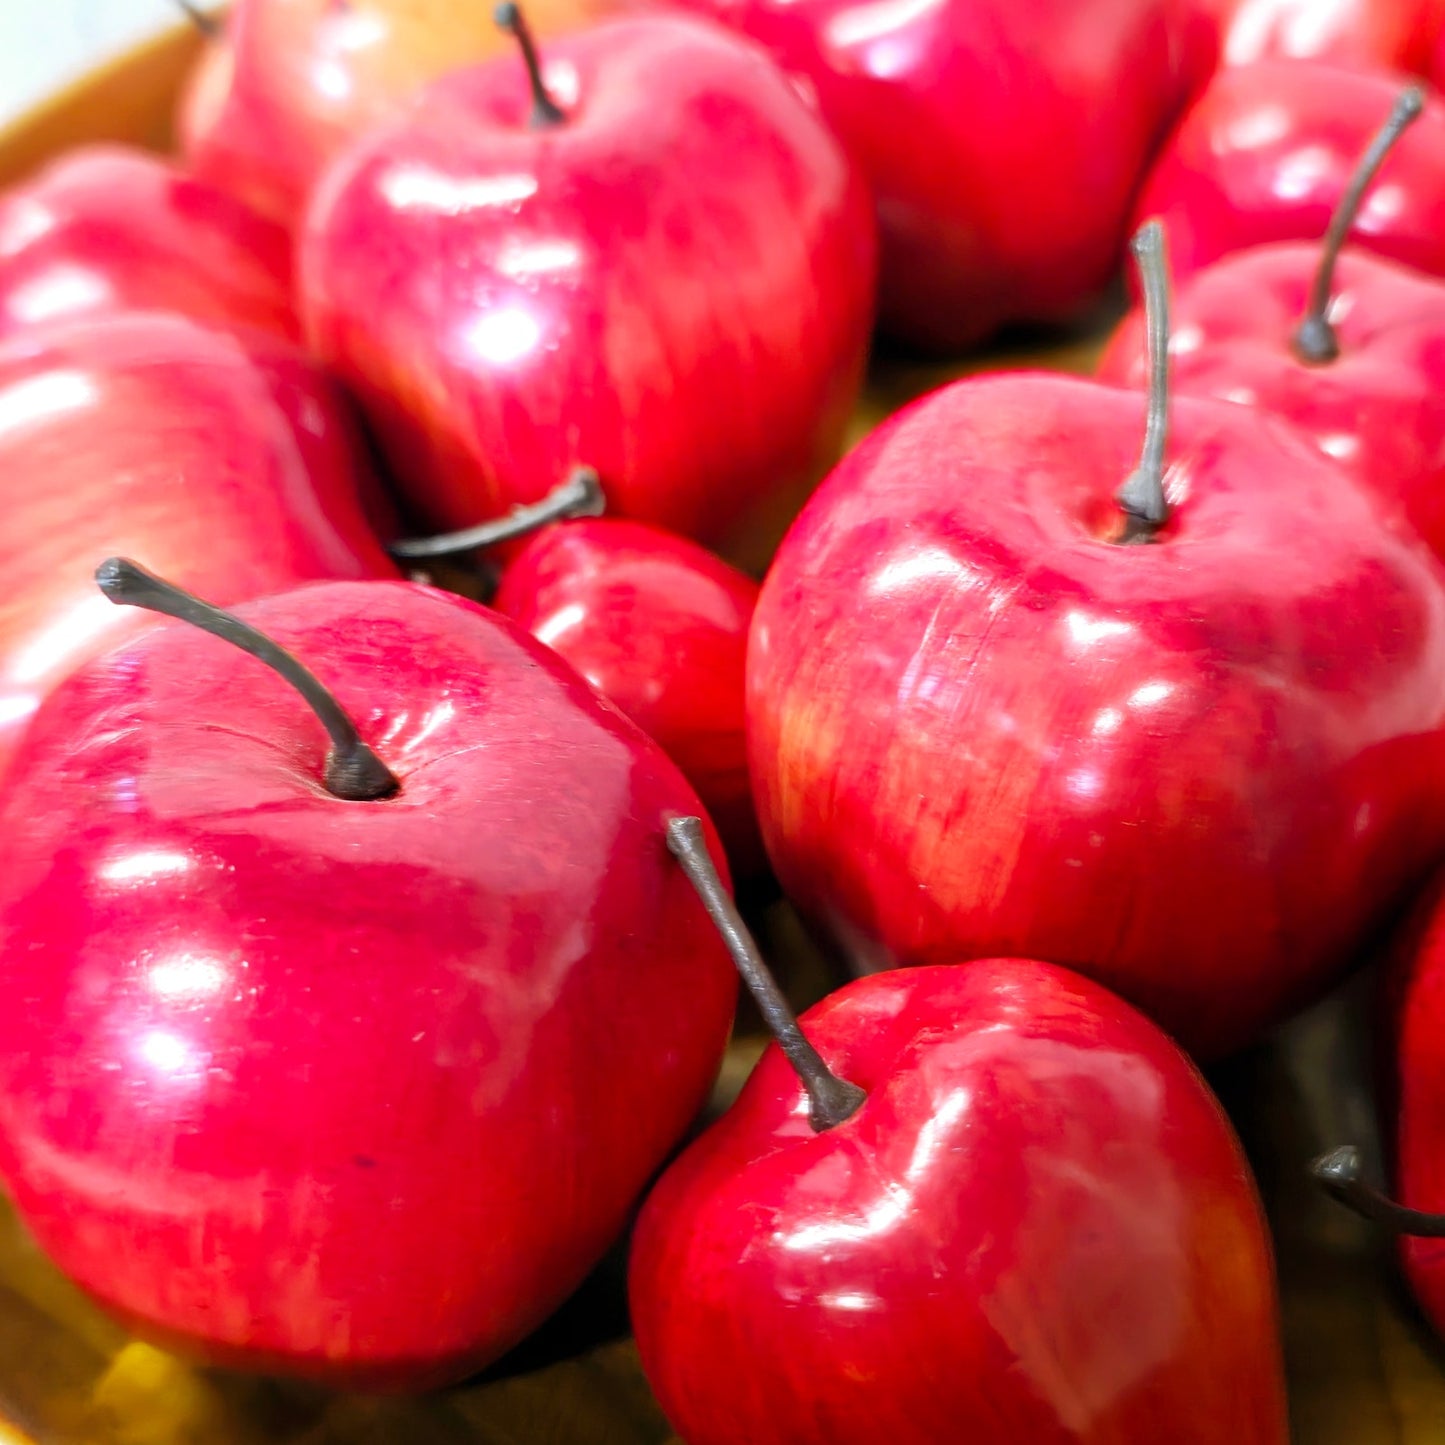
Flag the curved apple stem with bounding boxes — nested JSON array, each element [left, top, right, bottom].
[[1295, 87, 1426, 365], [495, 2, 566, 129], [171, 0, 220, 37], [389, 468, 605, 560], [1116, 221, 1172, 546], [666, 816, 866, 1132], [95, 558, 399, 803], [1313, 1145, 1445, 1237]]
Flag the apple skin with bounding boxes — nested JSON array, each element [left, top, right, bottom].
[[0, 578, 738, 1387], [1134, 60, 1445, 288], [667, 0, 1187, 352], [492, 517, 761, 871], [1097, 244, 1445, 557], [178, 0, 616, 229], [299, 15, 876, 564], [0, 312, 395, 782], [1188, 0, 1445, 76], [747, 372, 1445, 1059], [0, 146, 297, 343], [631, 960, 1288, 1443]]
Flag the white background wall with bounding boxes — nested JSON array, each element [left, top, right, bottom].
[[0, 1, 221, 127]]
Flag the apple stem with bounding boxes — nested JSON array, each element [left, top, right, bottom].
[[494, 2, 566, 129], [1295, 86, 1426, 365], [1312, 1145, 1445, 1237], [666, 816, 866, 1132], [1116, 221, 1173, 545], [389, 468, 605, 560], [171, 0, 220, 37], [94, 558, 400, 803]]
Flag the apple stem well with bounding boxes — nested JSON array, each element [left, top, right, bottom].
[[1312, 1145, 1445, 1237], [94, 558, 400, 803], [388, 467, 605, 560], [1115, 220, 1172, 546], [666, 816, 866, 1132], [1295, 86, 1426, 366], [494, 1, 567, 129]]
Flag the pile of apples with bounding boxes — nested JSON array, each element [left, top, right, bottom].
[[15, 0, 1445, 1436]]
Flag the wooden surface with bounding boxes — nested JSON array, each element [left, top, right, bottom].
[[0, 23, 1444, 1445]]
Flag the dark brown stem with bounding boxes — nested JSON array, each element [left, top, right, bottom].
[[1313, 1145, 1445, 1237], [95, 559, 399, 803], [1294, 87, 1426, 365], [494, 2, 566, 128], [172, 0, 221, 37], [1115, 220, 1172, 545], [389, 468, 604, 560], [666, 816, 865, 1132]]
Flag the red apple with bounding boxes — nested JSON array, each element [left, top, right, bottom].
[[0, 565, 737, 1386], [0, 145, 297, 343], [0, 311, 394, 781], [1134, 59, 1445, 287], [394, 468, 763, 870], [747, 224, 1445, 1058], [631, 819, 1289, 1443], [1100, 87, 1445, 557], [299, 9, 876, 565], [668, 0, 1189, 351], [179, 0, 622, 228]]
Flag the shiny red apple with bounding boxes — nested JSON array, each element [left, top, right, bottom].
[[0, 311, 394, 781], [0, 145, 297, 342], [178, 0, 613, 228], [1134, 59, 1445, 287], [397, 469, 763, 870], [0, 565, 737, 1386], [300, 9, 875, 565], [631, 820, 1288, 1443], [669, 0, 1188, 351], [1101, 86, 1445, 556], [747, 224, 1445, 1058]]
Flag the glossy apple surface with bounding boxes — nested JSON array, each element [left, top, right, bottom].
[[179, 0, 615, 228], [1134, 60, 1445, 286], [670, 0, 1186, 351], [0, 145, 297, 343], [1098, 244, 1445, 556], [493, 517, 761, 870], [631, 960, 1289, 1443], [0, 312, 394, 779], [1190, 0, 1445, 74], [748, 373, 1445, 1058], [0, 578, 737, 1386], [300, 15, 875, 563]]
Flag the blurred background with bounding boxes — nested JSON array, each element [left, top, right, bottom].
[[0, 2, 221, 126]]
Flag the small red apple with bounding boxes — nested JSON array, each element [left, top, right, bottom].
[[177, 0, 615, 227], [1100, 86, 1445, 558], [1134, 59, 1445, 287], [630, 817, 1289, 1443], [669, 0, 1191, 350], [747, 223, 1445, 1057], [299, 8, 876, 564], [397, 468, 763, 870], [0, 565, 737, 1386], [0, 145, 297, 343], [0, 312, 394, 781]]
